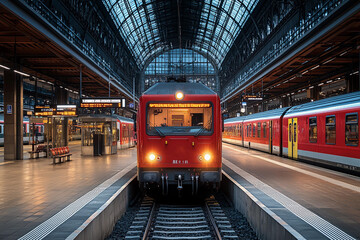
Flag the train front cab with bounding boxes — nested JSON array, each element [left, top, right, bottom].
[[137, 85, 222, 192]]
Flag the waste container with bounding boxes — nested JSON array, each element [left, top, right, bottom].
[[93, 133, 104, 156]]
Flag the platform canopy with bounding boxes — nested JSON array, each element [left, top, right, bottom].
[[102, 0, 259, 69]]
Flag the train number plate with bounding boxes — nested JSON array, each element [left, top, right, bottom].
[[172, 160, 188, 164]]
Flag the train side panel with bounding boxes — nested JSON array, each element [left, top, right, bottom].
[[284, 107, 360, 172]]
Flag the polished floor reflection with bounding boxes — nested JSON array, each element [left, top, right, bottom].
[[0, 142, 137, 239]]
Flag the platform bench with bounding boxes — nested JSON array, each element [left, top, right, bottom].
[[28, 144, 48, 159], [51, 147, 72, 164]]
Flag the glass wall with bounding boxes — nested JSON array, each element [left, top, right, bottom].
[[144, 49, 217, 92]]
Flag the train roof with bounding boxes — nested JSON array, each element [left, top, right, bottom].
[[143, 82, 216, 95], [244, 107, 290, 121], [114, 115, 133, 124], [79, 114, 133, 123], [285, 91, 360, 117], [224, 116, 246, 124], [224, 107, 290, 124]]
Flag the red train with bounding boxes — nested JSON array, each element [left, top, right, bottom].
[[223, 92, 360, 174], [137, 81, 222, 194]]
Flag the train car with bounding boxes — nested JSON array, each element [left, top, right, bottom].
[[137, 81, 222, 194], [224, 108, 290, 155], [115, 115, 135, 149], [223, 116, 246, 147], [0, 114, 44, 146], [283, 91, 360, 172], [223, 92, 360, 174]]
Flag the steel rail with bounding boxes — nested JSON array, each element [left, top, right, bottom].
[[205, 202, 222, 240], [142, 201, 156, 240]]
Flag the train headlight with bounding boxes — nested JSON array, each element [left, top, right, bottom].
[[198, 153, 211, 162], [149, 154, 156, 161], [175, 91, 184, 100]]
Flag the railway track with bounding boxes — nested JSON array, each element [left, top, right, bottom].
[[125, 196, 238, 240]]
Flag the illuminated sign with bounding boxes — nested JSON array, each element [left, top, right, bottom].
[[243, 95, 263, 101], [34, 105, 77, 116], [80, 103, 122, 108], [35, 106, 55, 116], [149, 103, 211, 108], [80, 98, 126, 108]]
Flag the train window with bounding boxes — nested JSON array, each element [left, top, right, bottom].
[[309, 117, 317, 143], [240, 125, 242, 137], [289, 123, 292, 142], [253, 124, 256, 137], [294, 123, 297, 143], [0, 125, 2, 134], [257, 123, 261, 137], [263, 122, 267, 138], [345, 113, 358, 146], [325, 116, 336, 145], [146, 103, 213, 136]]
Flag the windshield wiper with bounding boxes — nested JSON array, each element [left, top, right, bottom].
[[154, 127, 165, 137], [195, 127, 206, 137]]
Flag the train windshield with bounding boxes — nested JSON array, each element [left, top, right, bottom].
[[146, 103, 213, 136]]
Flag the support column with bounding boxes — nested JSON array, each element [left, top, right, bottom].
[[56, 87, 69, 105], [4, 69, 23, 160]]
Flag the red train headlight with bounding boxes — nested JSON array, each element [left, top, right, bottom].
[[204, 154, 211, 161]]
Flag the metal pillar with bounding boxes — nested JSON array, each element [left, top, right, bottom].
[[4, 69, 23, 160], [79, 64, 82, 99]]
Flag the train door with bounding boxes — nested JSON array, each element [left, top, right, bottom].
[[269, 121, 273, 154], [288, 118, 298, 159], [241, 123, 244, 146]]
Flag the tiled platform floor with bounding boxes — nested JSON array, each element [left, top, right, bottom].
[[222, 143, 360, 239], [0, 142, 137, 239]]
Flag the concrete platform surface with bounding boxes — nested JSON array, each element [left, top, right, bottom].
[[222, 143, 360, 239], [0, 143, 137, 239]]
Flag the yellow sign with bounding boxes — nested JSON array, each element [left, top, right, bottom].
[[56, 111, 76, 116], [35, 112, 54, 116], [80, 103, 114, 108], [149, 103, 211, 108]]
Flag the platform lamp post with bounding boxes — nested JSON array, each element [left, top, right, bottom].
[[79, 64, 82, 101]]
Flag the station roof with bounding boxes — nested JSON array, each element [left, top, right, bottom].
[[143, 81, 216, 95], [102, 0, 259, 69]]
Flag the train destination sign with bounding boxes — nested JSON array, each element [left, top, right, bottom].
[[149, 103, 211, 108]]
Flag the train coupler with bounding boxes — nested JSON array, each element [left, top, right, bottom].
[[177, 174, 183, 191]]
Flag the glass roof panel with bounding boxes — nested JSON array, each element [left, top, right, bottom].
[[102, 0, 259, 69]]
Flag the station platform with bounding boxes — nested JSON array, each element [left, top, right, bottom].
[[0, 143, 137, 240], [222, 143, 360, 239]]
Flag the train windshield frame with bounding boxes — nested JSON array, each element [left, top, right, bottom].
[[146, 102, 214, 136]]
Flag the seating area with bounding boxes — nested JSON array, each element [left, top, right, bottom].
[[28, 144, 48, 159], [51, 147, 72, 164]]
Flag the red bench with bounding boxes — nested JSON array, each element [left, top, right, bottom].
[[51, 147, 72, 164]]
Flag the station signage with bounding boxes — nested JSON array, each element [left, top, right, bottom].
[[34, 105, 77, 116], [56, 105, 77, 116], [243, 95, 263, 101], [80, 98, 126, 108], [34, 106, 55, 116]]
